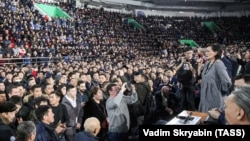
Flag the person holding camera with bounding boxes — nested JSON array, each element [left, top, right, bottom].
[[175, 47, 198, 111], [105, 82, 137, 141]]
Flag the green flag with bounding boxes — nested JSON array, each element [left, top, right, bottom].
[[54, 7, 70, 18], [127, 18, 143, 29], [202, 21, 220, 32], [179, 39, 199, 48], [35, 3, 71, 19]]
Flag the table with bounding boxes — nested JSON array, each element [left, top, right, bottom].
[[186, 110, 209, 124], [166, 110, 209, 125]]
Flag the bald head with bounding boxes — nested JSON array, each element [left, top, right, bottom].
[[84, 117, 101, 136], [161, 86, 170, 94]]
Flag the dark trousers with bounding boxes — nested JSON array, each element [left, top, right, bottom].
[[180, 86, 196, 111]]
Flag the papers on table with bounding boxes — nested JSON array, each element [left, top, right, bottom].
[[166, 110, 201, 125]]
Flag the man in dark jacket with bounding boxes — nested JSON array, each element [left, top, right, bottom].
[[83, 87, 108, 141], [0, 102, 17, 141], [48, 91, 68, 140], [175, 47, 197, 110], [130, 72, 151, 126], [35, 105, 61, 141], [155, 86, 181, 122]]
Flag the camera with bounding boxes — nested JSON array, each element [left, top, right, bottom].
[[123, 81, 133, 96]]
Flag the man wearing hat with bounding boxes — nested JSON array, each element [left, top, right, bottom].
[[0, 102, 17, 141]]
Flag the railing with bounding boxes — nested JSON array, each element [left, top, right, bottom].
[[0, 57, 56, 65], [0, 55, 99, 65]]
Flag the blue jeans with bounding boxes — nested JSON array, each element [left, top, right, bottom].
[[108, 132, 129, 141]]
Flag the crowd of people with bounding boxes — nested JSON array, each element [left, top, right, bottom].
[[0, 0, 250, 141]]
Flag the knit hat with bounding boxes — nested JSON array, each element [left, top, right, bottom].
[[0, 102, 17, 113]]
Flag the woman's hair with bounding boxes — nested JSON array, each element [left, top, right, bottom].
[[208, 43, 223, 60]]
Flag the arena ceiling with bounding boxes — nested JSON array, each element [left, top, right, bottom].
[[87, 0, 250, 12]]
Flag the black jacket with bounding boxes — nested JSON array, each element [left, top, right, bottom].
[[83, 99, 107, 127], [155, 91, 181, 114], [0, 119, 16, 141]]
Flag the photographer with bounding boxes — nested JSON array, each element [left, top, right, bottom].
[[175, 47, 198, 111], [105, 82, 138, 141]]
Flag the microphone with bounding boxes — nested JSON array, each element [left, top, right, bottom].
[[183, 112, 193, 124]]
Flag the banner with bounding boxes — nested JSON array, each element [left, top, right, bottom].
[[202, 21, 221, 32], [35, 3, 71, 19], [179, 39, 199, 48], [128, 18, 144, 29]]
